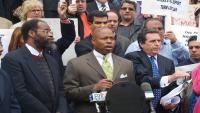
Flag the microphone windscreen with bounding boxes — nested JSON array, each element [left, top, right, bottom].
[[141, 82, 152, 92], [140, 82, 154, 99]]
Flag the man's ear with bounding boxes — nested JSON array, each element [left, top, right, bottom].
[[139, 42, 144, 49], [28, 30, 35, 38]]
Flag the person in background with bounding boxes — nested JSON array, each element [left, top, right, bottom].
[[86, 0, 118, 14], [75, 11, 123, 57], [0, 17, 13, 28], [125, 18, 189, 66], [117, 0, 143, 42], [11, 0, 43, 29], [67, 0, 91, 39], [0, 37, 21, 113], [8, 27, 24, 52], [178, 36, 200, 113], [191, 64, 200, 113], [107, 10, 130, 54], [194, 8, 200, 27], [179, 35, 200, 66]]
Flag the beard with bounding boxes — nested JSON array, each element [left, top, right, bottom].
[[34, 35, 49, 50]]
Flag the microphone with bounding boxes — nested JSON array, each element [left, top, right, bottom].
[[89, 91, 107, 102], [141, 82, 154, 100], [141, 82, 156, 113], [89, 91, 107, 113]]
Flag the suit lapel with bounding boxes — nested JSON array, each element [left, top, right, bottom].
[[141, 51, 152, 69], [140, 51, 153, 76], [112, 55, 120, 80], [157, 55, 165, 77], [0, 74, 5, 103], [87, 53, 106, 78], [22, 47, 51, 95]]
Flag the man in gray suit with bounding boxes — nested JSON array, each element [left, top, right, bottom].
[[64, 27, 135, 113]]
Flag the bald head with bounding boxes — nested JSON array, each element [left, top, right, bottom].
[[92, 27, 115, 55], [93, 27, 113, 38]]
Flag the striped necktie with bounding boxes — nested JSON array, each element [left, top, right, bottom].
[[149, 56, 161, 109], [102, 56, 113, 80], [101, 4, 106, 12]]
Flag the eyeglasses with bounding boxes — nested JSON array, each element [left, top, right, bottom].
[[37, 29, 52, 34], [30, 9, 42, 13], [120, 7, 135, 11]]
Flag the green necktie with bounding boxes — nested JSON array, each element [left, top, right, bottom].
[[102, 56, 113, 80]]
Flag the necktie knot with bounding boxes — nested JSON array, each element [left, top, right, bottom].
[[103, 55, 108, 60], [101, 4, 106, 12], [150, 56, 155, 61]]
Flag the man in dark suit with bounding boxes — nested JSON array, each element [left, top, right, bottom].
[[0, 38, 21, 113], [2, 19, 71, 113], [0, 70, 21, 113], [75, 11, 123, 57], [86, 0, 118, 14], [125, 29, 189, 113], [68, 0, 91, 39], [64, 27, 135, 113]]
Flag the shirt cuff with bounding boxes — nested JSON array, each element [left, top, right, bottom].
[[160, 76, 170, 88]]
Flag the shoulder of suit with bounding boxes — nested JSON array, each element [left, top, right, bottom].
[[158, 54, 173, 63], [4, 47, 23, 59], [126, 51, 141, 57], [113, 54, 132, 63]]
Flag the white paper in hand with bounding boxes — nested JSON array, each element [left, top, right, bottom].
[[160, 84, 184, 105]]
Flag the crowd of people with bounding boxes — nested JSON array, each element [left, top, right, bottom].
[[0, 0, 200, 113]]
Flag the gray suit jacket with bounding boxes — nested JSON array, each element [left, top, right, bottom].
[[64, 52, 135, 113]]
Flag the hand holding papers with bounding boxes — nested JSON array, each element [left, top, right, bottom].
[[160, 79, 192, 106]]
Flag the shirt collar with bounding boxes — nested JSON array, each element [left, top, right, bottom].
[[147, 55, 158, 60], [25, 43, 42, 56], [93, 49, 112, 59], [95, 0, 109, 10]]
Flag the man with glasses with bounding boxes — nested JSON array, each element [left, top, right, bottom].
[[2, 19, 71, 113], [117, 0, 143, 42], [125, 18, 189, 66]]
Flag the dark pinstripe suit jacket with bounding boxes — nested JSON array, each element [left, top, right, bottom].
[[125, 50, 178, 113]]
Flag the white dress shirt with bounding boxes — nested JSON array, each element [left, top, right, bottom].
[[95, 0, 110, 11], [148, 55, 170, 88], [25, 43, 43, 56], [93, 50, 113, 69]]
